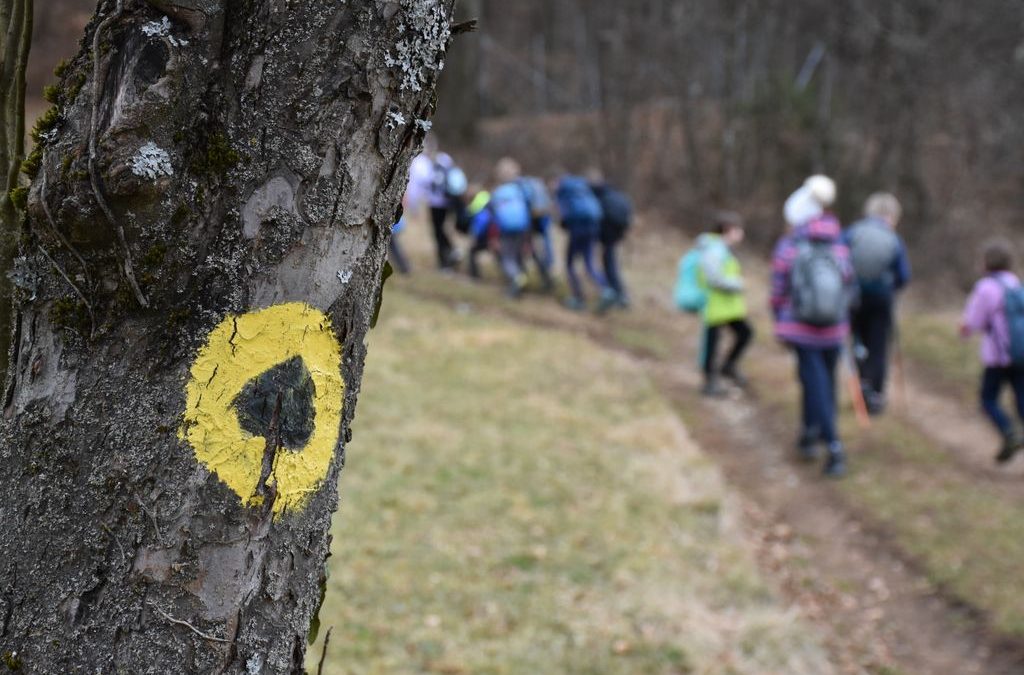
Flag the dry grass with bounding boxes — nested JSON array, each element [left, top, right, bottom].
[[309, 288, 832, 674]]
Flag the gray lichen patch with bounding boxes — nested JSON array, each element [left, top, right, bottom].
[[383, 0, 452, 92], [129, 142, 174, 179], [141, 16, 189, 48]]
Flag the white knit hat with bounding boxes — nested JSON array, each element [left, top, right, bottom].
[[805, 174, 836, 207], [784, 186, 820, 227]]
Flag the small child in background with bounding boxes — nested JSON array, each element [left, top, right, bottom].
[[697, 212, 753, 396], [960, 238, 1024, 464]]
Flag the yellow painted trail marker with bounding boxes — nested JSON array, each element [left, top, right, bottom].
[[180, 303, 345, 517]]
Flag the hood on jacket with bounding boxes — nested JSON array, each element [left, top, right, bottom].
[[695, 233, 722, 249], [797, 213, 842, 242]]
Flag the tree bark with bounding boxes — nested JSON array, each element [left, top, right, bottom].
[[0, 0, 33, 383], [0, 0, 453, 672]]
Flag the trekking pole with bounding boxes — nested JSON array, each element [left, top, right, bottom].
[[844, 345, 872, 429]]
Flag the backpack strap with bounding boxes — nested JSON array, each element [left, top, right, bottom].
[[515, 179, 533, 214]]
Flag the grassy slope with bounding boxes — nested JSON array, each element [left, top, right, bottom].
[[310, 289, 831, 674], [381, 216, 1024, 641]]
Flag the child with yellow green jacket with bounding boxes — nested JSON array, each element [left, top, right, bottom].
[[698, 212, 754, 396]]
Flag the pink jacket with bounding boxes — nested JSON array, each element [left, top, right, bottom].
[[962, 271, 1022, 367]]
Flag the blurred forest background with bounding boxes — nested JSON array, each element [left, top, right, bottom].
[[30, 0, 1024, 285]]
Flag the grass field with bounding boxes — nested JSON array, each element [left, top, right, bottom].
[[309, 289, 831, 674]]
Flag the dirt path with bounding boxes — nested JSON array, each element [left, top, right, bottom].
[[654, 364, 1024, 675], [896, 363, 1024, 482], [398, 268, 1024, 674]]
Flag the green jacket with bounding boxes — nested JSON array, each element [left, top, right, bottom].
[[697, 234, 748, 326]]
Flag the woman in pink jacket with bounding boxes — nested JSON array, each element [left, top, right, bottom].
[[960, 239, 1024, 463]]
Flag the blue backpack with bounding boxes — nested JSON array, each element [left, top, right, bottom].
[[674, 248, 707, 313], [489, 183, 531, 233], [556, 176, 603, 223], [998, 278, 1024, 366]]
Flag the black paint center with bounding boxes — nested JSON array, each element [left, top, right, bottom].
[[234, 356, 316, 450]]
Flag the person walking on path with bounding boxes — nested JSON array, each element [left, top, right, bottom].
[[516, 174, 556, 291], [844, 193, 912, 415], [771, 179, 855, 478], [556, 175, 616, 312], [697, 212, 754, 396], [407, 138, 466, 271], [465, 187, 495, 280], [960, 239, 1024, 464], [489, 159, 533, 298], [588, 171, 634, 308]]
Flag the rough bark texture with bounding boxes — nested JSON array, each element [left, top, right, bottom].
[[0, 0, 33, 383], [0, 0, 453, 672]]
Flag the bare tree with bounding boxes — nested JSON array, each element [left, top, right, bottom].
[[0, 0, 454, 671]]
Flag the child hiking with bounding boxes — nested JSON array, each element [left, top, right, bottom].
[[770, 176, 855, 478], [695, 212, 754, 396], [960, 239, 1024, 464], [844, 193, 912, 415]]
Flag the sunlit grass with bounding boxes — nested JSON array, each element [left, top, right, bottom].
[[899, 310, 977, 402]]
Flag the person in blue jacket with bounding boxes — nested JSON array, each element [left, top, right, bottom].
[[843, 192, 911, 415], [556, 175, 616, 312], [488, 159, 532, 297]]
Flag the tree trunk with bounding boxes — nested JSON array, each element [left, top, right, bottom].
[[0, 0, 453, 672], [0, 0, 32, 383]]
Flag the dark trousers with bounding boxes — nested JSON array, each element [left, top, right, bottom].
[[528, 223, 554, 287], [795, 346, 841, 444], [565, 230, 606, 302], [703, 320, 753, 377], [851, 293, 893, 394], [601, 240, 627, 301], [430, 206, 455, 268], [467, 232, 492, 278], [980, 366, 1024, 436], [498, 231, 526, 288]]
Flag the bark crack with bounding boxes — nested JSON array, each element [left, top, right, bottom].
[[87, 0, 149, 309], [251, 391, 282, 513]]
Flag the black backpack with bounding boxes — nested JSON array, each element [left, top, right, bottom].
[[594, 186, 632, 243]]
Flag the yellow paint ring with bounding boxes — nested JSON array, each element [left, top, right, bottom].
[[179, 303, 344, 516]]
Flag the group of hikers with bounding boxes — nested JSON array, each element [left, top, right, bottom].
[[395, 139, 633, 312], [677, 174, 1024, 479], [395, 139, 1024, 481]]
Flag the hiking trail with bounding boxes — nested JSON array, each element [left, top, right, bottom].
[[393, 213, 1024, 674]]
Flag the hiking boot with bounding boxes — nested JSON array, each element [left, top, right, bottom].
[[823, 443, 847, 479], [595, 289, 618, 315], [797, 438, 820, 463], [995, 430, 1024, 465], [701, 378, 728, 398], [863, 388, 886, 417], [721, 365, 749, 389], [562, 297, 586, 312], [506, 274, 528, 299]]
